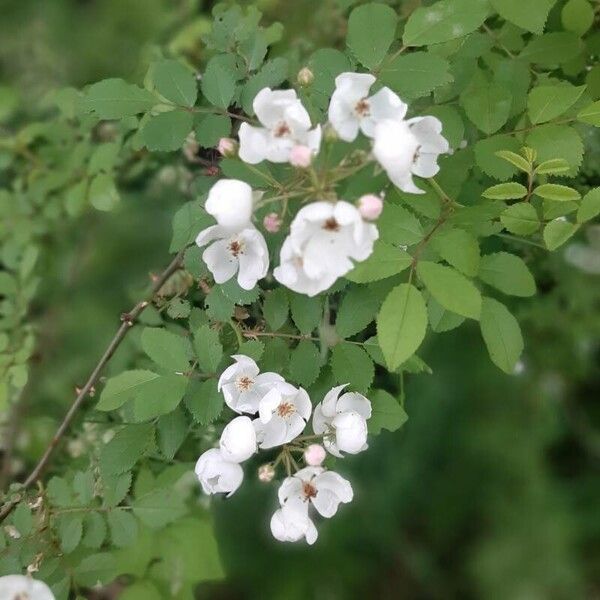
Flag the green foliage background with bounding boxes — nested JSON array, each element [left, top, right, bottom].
[[0, 0, 599, 598]]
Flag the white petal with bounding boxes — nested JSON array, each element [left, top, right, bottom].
[[312, 470, 353, 518], [277, 475, 304, 505], [292, 387, 312, 421], [236, 228, 269, 290], [195, 224, 227, 248], [238, 122, 269, 164], [205, 179, 253, 230], [257, 415, 288, 449], [321, 384, 347, 417], [0, 575, 56, 600], [336, 392, 372, 420], [360, 87, 408, 138], [332, 411, 368, 455], [258, 387, 283, 423], [270, 498, 317, 544], [408, 116, 450, 153], [254, 88, 298, 128], [202, 239, 238, 284], [334, 72, 376, 100], [312, 402, 329, 435], [195, 448, 244, 496], [412, 152, 441, 178], [219, 416, 257, 463]]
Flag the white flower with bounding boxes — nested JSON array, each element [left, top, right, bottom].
[[254, 383, 312, 449], [238, 88, 321, 164], [195, 225, 268, 290], [273, 201, 378, 296], [312, 384, 372, 457], [328, 72, 407, 142], [278, 466, 353, 519], [219, 416, 257, 462], [195, 448, 243, 497], [205, 179, 253, 230], [270, 497, 318, 545], [218, 355, 285, 414], [373, 116, 449, 194], [0, 575, 55, 600]]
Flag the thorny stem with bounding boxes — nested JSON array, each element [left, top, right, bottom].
[[0, 249, 186, 523]]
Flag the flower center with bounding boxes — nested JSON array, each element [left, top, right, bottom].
[[274, 121, 291, 137], [235, 375, 254, 391], [354, 98, 370, 117], [15, 594, 30, 600], [228, 239, 244, 257], [322, 217, 340, 232], [302, 481, 318, 500], [276, 402, 295, 417]]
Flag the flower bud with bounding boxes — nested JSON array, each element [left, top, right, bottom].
[[297, 67, 314, 87], [289, 145, 312, 168], [218, 137, 238, 157], [258, 463, 275, 482], [304, 444, 326, 466], [358, 194, 383, 221], [263, 212, 282, 233]]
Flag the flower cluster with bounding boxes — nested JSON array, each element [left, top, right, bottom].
[[195, 355, 373, 544], [195, 72, 449, 297]]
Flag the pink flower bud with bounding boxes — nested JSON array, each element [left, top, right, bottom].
[[258, 464, 275, 482], [218, 137, 238, 157], [263, 212, 282, 233], [289, 145, 312, 168], [304, 444, 326, 466], [358, 194, 383, 221]]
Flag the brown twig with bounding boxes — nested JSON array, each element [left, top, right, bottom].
[[0, 249, 186, 523]]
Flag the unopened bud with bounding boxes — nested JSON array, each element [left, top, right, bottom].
[[263, 212, 282, 233], [297, 67, 314, 87], [258, 463, 275, 482], [218, 137, 238, 157], [304, 444, 326, 466], [358, 194, 383, 221], [289, 145, 312, 168]]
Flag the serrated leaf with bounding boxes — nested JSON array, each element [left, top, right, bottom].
[[527, 83, 585, 124], [97, 370, 160, 411], [99, 423, 154, 476], [131, 374, 188, 421], [480, 297, 524, 373], [193, 325, 222, 372], [184, 379, 223, 424], [474, 136, 522, 181], [431, 228, 480, 276], [289, 293, 322, 334], [141, 327, 192, 372], [157, 408, 188, 460], [417, 261, 481, 320], [142, 110, 193, 152], [133, 487, 187, 529], [403, 0, 489, 46], [479, 252, 536, 297], [536, 158, 571, 175], [482, 182, 528, 200], [577, 188, 600, 223], [368, 389, 408, 435], [237, 340, 264, 361], [82, 513, 106, 549], [501, 203, 540, 235], [195, 113, 230, 147], [378, 204, 424, 246], [263, 288, 289, 330], [289, 340, 321, 388], [427, 297, 465, 333], [527, 125, 583, 178], [241, 58, 289, 114], [576, 100, 600, 126], [346, 241, 412, 283], [520, 32, 581, 66], [201, 63, 236, 109], [74, 553, 116, 587], [377, 284, 427, 370], [490, 0, 556, 34], [494, 150, 531, 173], [152, 59, 197, 107], [84, 79, 156, 119], [543, 219, 579, 250], [533, 184, 580, 202], [346, 3, 397, 69], [336, 286, 379, 338], [170, 201, 212, 252], [57, 513, 83, 553], [330, 344, 374, 393], [108, 510, 139, 548], [562, 0, 595, 35], [461, 80, 512, 134]]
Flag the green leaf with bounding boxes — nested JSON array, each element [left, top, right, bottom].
[[131, 374, 188, 421], [490, 0, 556, 34], [73, 471, 94, 505], [378, 204, 423, 246], [237, 340, 264, 361], [577, 188, 600, 223], [84, 78, 156, 119], [533, 184, 581, 202], [527, 83, 586, 124], [501, 202, 540, 235], [102, 472, 132, 508], [142, 110, 193, 152], [377, 284, 428, 370], [543, 218, 579, 250], [260, 338, 290, 373], [193, 325, 222, 372], [346, 241, 412, 283], [12, 503, 32, 536], [263, 288, 289, 330], [133, 487, 187, 529], [82, 513, 106, 549], [379, 52, 452, 100], [474, 136, 523, 180], [403, 0, 489, 46], [241, 58, 289, 114], [576, 100, 600, 126], [184, 379, 223, 424], [89, 173, 120, 211], [99, 423, 154, 476], [205, 286, 235, 321], [304, 49, 352, 111], [562, 0, 594, 35], [482, 182, 528, 200], [495, 150, 531, 173], [152, 59, 197, 107], [480, 297, 524, 373], [330, 344, 374, 393], [74, 553, 116, 587], [336, 286, 379, 338], [289, 340, 321, 388], [141, 327, 192, 372], [289, 293, 322, 334], [195, 114, 230, 147], [96, 370, 159, 411], [427, 298, 465, 333], [201, 62, 236, 109], [461, 80, 512, 134], [368, 389, 408, 435], [157, 408, 188, 459], [520, 32, 581, 66], [536, 158, 571, 175], [170, 201, 212, 252], [479, 252, 536, 297], [431, 228, 480, 276], [527, 125, 583, 178], [107, 510, 138, 548], [346, 3, 397, 69], [47, 477, 74, 507], [417, 261, 481, 319]]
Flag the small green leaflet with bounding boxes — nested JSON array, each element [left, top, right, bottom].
[[543, 219, 579, 250], [527, 83, 586, 125], [330, 343, 374, 393], [336, 286, 379, 338], [461, 80, 512, 134], [263, 288, 289, 330], [84, 78, 156, 119], [346, 241, 412, 283], [141, 327, 192, 372], [577, 188, 600, 223], [478, 252, 536, 297], [201, 62, 236, 109], [368, 389, 408, 435], [490, 0, 557, 34], [142, 110, 193, 152], [96, 370, 159, 411], [501, 203, 540, 235], [99, 423, 154, 476], [533, 184, 580, 202], [431, 228, 480, 277], [184, 379, 223, 424], [193, 325, 223, 372], [576, 100, 600, 126], [152, 59, 197, 107], [289, 340, 321, 388]]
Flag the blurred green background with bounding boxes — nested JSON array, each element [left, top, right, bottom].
[[1, 1, 599, 598]]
